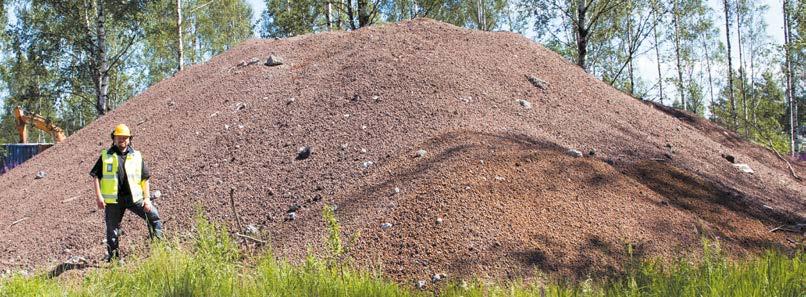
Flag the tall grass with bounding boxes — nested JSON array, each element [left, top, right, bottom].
[[0, 215, 802, 297]]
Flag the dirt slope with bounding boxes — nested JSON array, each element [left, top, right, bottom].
[[0, 19, 803, 282]]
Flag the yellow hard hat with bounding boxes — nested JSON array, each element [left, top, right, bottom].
[[112, 124, 132, 137]]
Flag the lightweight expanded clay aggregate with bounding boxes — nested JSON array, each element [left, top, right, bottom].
[[1, 19, 803, 282]]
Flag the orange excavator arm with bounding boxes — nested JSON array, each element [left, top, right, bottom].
[[12, 106, 66, 144]]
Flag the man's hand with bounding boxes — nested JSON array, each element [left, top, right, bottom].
[[143, 200, 153, 213], [93, 178, 104, 210]]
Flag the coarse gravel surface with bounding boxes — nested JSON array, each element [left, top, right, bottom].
[[0, 19, 803, 282]]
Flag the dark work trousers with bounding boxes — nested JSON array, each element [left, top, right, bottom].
[[104, 198, 163, 259]]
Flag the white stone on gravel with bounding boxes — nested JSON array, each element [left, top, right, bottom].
[[733, 163, 754, 174], [416, 149, 427, 158], [245, 224, 259, 235], [516, 99, 532, 109], [66, 256, 88, 265], [567, 149, 583, 157], [416, 280, 427, 289], [380, 223, 392, 229]]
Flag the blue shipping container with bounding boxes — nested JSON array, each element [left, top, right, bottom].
[[0, 144, 53, 174]]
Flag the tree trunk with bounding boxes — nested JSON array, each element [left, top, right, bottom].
[[477, 0, 487, 30], [191, 18, 199, 63], [95, 0, 109, 115], [736, 0, 748, 137], [334, 1, 342, 30], [177, 0, 184, 72], [576, 0, 589, 71], [627, 0, 634, 95], [652, 0, 663, 104], [703, 35, 716, 119], [749, 8, 757, 129], [326, 1, 332, 31], [784, 0, 797, 155], [477, 0, 482, 30], [673, 0, 685, 110], [346, 0, 357, 29], [723, 0, 738, 129], [357, 0, 370, 28]]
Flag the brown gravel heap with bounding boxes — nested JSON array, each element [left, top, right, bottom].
[[0, 19, 803, 281]]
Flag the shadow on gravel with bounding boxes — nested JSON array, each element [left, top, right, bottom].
[[337, 131, 801, 281], [507, 234, 648, 280], [627, 160, 802, 225], [623, 160, 802, 252]]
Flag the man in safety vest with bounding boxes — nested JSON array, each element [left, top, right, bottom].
[[90, 124, 163, 262]]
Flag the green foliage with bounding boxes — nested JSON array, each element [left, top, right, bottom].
[[601, 240, 805, 297], [0, 273, 63, 297], [713, 70, 790, 152], [322, 204, 361, 268], [0, 211, 413, 297], [143, 0, 253, 84], [193, 0, 254, 56], [259, 0, 325, 38], [193, 212, 241, 264], [0, 0, 145, 137], [322, 204, 344, 264], [752, 72, 790, 152], [410, 0, 510, 31], [672, 79, 706, 116], [258, 0, 512, 38], [0, 0, 253, 140], [519, 0, 631, 70]]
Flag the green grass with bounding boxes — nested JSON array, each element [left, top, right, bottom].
[[1, 215, 803, 297]]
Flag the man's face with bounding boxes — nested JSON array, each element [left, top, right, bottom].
[[114, 135, 130, 149]]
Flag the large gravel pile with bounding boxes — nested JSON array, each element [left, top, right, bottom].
[[0, 19, 803, 282]]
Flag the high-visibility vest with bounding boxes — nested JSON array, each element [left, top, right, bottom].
[[99, 149, 143, 204]]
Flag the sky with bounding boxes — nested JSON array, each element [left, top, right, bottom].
[[246, 0, 266, 31]]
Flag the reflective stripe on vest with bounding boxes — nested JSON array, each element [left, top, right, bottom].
[[99, 149, 144, 204]]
